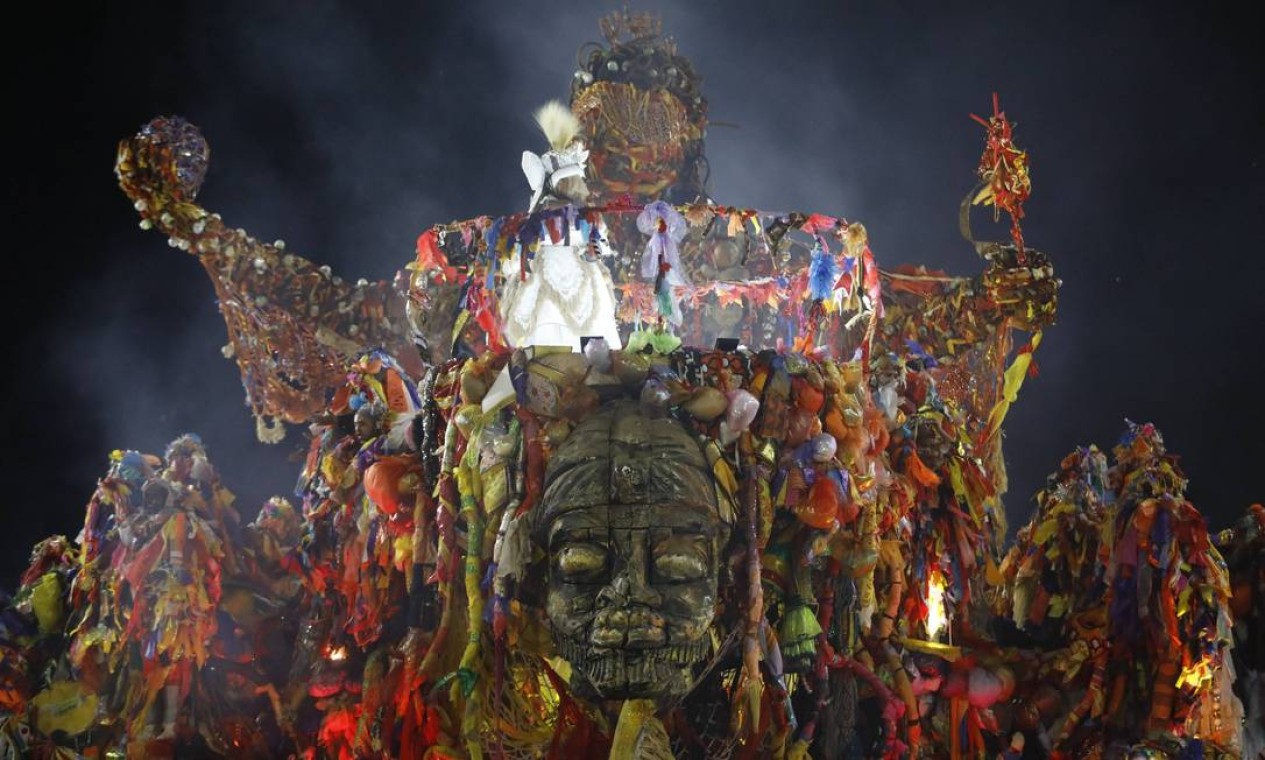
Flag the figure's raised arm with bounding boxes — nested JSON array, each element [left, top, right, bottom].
[[117, 117, 413, 433]]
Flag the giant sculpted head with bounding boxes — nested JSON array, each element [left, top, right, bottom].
[[532, 401, 734, 701], [570, 11, 708, 204]]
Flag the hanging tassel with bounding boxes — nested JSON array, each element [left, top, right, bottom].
[[808, 241, 840, 301], [610, 699, 672, 760], [254, 413, 286, 444], [977, 330, 1043, 446], [737, 457, 766, 740]]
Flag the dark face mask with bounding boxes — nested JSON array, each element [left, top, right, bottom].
[[534, 401, 732, 701]]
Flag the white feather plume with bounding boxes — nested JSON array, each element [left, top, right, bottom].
[[534, 100, 581, 151]]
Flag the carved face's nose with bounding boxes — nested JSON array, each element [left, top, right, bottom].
[[593, 529, 659, 610], [594, 570, 663, 610], [591, 569, 667, 648], [590, 532, 668, 648]]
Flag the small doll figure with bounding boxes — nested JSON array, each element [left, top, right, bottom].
[[501, 101, 622, 351]]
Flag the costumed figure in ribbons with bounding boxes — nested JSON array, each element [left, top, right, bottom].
[[115, 435, 232, 744], [500, 102, 623, 352]]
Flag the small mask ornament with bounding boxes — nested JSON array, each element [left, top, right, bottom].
[[532, 401, 734, 701]]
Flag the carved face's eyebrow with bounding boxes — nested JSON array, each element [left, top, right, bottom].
[[549, 526, 599, 550], [651, 533, 710, 555], [655, 501, 721, 532], [546, 499, 723, 548], [549, 527, 579, 548], [548, 509, 609, 547]]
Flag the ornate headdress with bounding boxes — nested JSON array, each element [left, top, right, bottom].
[[570, 11, 708, 203]]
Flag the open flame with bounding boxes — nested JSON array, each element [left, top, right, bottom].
[[327, 645, 348, 662], [926, 570, 949, 640]]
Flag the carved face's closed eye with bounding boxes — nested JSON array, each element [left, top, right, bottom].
[[555, 542, 609, 584], [651, 533, 709, 583]]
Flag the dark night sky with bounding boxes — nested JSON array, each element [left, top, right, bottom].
[[3, 1, 1262, 584]]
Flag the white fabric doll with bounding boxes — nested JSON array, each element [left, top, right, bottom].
[[500, 102, 622, 351]]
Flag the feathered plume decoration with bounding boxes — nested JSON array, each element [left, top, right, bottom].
[[524, 101, 589, 210], [534, 100, 581, 151]]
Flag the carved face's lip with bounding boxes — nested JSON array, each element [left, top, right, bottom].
[[593, 608, 667, 633], [559, 637, 710, 664], [590, 622, 666, 648], [557, 638, 712, 699]]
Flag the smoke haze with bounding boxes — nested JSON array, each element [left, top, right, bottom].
[[3, 1, 1261, 581]]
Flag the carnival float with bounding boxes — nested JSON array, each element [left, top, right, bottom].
[[1, 12, 1259, 760]]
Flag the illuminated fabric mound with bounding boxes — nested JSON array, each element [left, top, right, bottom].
[[1, 11, 1252, 760]]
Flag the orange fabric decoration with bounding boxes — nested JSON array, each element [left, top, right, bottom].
[[793, 379, 825, 414], [906, 451, 942, 488], [798, 477, 840, 530], [364, 457, 415, 517], [385, 369, 410, 413], [415, 229, 457, 282]]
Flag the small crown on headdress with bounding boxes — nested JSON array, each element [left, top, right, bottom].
[[599, 10, 667, 50]]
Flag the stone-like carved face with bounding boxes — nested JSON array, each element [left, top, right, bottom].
[[534, 401, 732, 701]]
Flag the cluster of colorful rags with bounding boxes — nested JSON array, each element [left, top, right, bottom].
[[0, 437, 308, 758], [997, 423, 1242, 758], [1216, 503, 1265, 757], [281, 324, 1045, 758], [2, 353, 1253, 759]]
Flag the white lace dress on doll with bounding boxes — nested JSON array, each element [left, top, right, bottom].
[[500, 222, 622, 352]]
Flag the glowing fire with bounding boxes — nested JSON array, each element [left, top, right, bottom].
[[327, 645, 348, 662], [926, 570, 949, 640]]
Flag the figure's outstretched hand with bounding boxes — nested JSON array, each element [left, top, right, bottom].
[[113, 116, 414, 429], [117, 116, 210, 206]]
